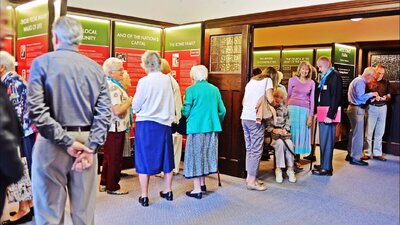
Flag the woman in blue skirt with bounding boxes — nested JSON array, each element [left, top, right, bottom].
[[132, 51, 175, 207], [182, 65, 226, 199]]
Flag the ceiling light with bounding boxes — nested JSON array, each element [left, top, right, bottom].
[[350, 18, 363, 22]]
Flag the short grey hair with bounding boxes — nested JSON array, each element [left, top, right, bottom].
[[141, 51, 161, 73], [52, 16, 83, 46], [190, 65, 208, 81], [103, 57, 123, 76], [0, 50, 15, 71]]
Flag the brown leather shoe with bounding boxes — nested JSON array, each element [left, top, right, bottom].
[[361, 155, 370, 160], [373, 156, 387, 161]]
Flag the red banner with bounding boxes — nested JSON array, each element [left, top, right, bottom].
[[78, 44, 109, 66], [164, 49, 201, 97], [16, 34, 48, 80], [114, 47, 158, 97]]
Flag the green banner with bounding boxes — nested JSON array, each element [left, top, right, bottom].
[[114, 22, 161, 51], [165, 23, 202, 51], [316, 48, 332, 61], [282, 49, 313, 66], [334, 43, 356, 65], [16, 1, 49, 38], [253, 50, 280, 70], [68, 15, 110, 46]]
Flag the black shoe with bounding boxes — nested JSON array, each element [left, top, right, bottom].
[[186, 191, 202, 199], [373, 156, 387, 161], [159, 191, 173, 201], [311, 169, 333, 176], [350, 158, 368, 166], [2, 210, 33, 224], [304, 155, 316, 161], [138, 196, 149, 207], [293, 165, 304, 173], [201, 185, 207, 193], [313, 164, 321, 170], [345, 154, 351, 161]]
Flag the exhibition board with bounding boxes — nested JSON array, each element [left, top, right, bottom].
[[15, 0, 50, 80], [67, 15, 110, 66], [253, 50, 280, 71], [332, 43, 356, 107], [281, 49, 313, 82], [113, 21, 162, 96], [164, 23, 202, 96]]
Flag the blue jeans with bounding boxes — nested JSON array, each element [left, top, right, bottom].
[[366, 105, 387, 156]]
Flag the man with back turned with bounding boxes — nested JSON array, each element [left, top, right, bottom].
[[27, 16, 111, 225]]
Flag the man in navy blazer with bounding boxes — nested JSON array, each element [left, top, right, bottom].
[[312, 56, 343, 176]]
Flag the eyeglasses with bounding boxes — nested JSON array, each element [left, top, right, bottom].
[[112, 68, 124, 73]]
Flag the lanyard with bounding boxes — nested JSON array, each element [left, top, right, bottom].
[[106, 76, 124, 90], [318, 67, 334, 89]]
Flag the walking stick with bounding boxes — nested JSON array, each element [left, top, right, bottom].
[[217, 170, 221, 187], [310, 118, 318, 170]]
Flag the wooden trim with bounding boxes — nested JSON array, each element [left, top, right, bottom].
[[205, 0, 400, 28], [67, 7, 176, 27]]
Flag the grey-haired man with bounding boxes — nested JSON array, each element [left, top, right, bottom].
[[27, 16, 111, 225]]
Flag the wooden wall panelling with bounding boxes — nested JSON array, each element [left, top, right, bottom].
[[205, 25, 250, 177]]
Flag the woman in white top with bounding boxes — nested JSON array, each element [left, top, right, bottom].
[[241, 67, 278, 191], [132, 51, 175, 207]]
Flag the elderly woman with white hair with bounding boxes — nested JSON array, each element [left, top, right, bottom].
[[182, 65, 226, 199], [132, 51, 175, 207]]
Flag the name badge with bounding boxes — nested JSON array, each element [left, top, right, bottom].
[[323, 85, 328, 90]]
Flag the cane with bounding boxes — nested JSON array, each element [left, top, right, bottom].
[[310, 118, 318, 170]]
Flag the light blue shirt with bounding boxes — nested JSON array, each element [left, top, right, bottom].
[[347, 75, 374, 105]]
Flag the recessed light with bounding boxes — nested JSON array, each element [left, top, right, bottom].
[[350, 18, 363, 22]]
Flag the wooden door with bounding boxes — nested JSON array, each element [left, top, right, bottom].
[[204, 26, 250, 178]]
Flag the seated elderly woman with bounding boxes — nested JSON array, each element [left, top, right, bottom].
[[182, 65, 226, 199], [132, 51, 175, 207], [266, 88, 297, 183]]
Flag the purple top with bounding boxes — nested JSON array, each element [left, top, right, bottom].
[[287, 76, 315, 113]]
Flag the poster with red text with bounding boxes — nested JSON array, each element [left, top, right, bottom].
[[15, 0, 49, 80], [164, 24, 202, 97], [113, 22, 161, 96], [68, 15, 110, 66]]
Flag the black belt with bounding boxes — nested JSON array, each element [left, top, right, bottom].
[[350, 103, 366, 109], [63, 126, 91, 132]]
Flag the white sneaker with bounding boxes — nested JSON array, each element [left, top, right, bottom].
[[287, 169, 297, 183], [275, 168, 283, 183]]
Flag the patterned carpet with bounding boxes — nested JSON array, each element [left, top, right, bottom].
[[2, 149, 400, 225]]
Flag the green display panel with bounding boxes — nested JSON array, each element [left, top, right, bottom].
[[281, 49, 313, 80], [316, 48, 332, 61], [165, 23, 201, 51], [333, 43, 356, 66], [16, 0, 49, 38], [253, 50, 280, 70], [114, 22, 161, 51], [68, 15, 110, 46]]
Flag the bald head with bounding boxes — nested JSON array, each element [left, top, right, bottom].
[[362, 67, 376, 83]]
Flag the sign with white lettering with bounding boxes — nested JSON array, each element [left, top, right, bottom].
[[15, 0, 49, 80], [164, 23, 202, 96], [68, 15, 110, 65]]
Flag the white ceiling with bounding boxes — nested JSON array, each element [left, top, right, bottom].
[[67, 0, 350, 24]]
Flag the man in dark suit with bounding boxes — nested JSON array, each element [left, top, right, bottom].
[[312, 56, 343, 176], [0, 0, 24, 216]]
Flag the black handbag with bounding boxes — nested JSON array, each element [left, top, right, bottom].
[[171, 116, 187, 135]]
